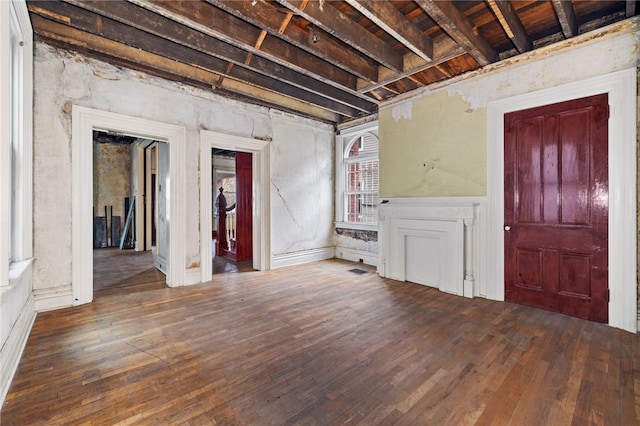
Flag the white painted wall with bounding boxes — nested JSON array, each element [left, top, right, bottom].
[[270, 112, 335, 266], [32, 42, 334, 302]]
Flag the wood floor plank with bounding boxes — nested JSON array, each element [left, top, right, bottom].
[[2, 249, 639, 425]]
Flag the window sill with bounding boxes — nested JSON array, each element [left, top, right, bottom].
[[8, 258, 33, 284], [335, 222, 378, 232]]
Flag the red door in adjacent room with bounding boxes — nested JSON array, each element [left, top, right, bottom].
[[504, 94, 609, 323], [234, 151, 253, 262]]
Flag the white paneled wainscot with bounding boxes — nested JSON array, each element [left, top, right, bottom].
[[378, 199, 481, 298]]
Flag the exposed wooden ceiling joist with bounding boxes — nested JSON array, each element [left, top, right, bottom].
[[486, 0, 532, 53], [274, 0, 404, 72], [344, 0, 434, 62], [29, 13, 340, 122], [627, 0, 636, 18], [206, 0, 379, 83], [551, 0, 578, 38], [24, 0, 637, 125], [414, 0, 498, 66], [131, 0, 373, 100], [32, 1, 369, 117]]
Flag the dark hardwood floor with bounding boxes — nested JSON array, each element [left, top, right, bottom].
[[2, 250, 639, 425]]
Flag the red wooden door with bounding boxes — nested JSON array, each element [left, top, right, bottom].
[[504, 94, 608, 323], [235, 152, 253, 262]]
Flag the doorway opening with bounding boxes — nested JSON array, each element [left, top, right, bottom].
[[92, 131, 169, 296], [199, 130, 271, 282], [72, 105, 187, 305], [212, 148, 254, 275]]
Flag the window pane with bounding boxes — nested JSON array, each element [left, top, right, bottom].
[[346, 158, 379, 224], [347, 133, 378, 158], [341, 130, 379, 225]]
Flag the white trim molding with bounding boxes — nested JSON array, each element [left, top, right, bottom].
[[72, 106, 187, 305], [199, 130, 271, 283], [378, 198, 481, 298], [0, 292, 35, 404], [334, 247, 378, 267], [271, 247, 336, 270], [487, 68, 637, 333]]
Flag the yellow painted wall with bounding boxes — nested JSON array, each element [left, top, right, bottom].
[[379, 91, 486, 198]]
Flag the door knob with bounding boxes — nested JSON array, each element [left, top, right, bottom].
[[504, 226, 511, 231]]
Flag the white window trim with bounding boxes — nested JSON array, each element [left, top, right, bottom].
[[1, 0, 33, 289], [335, 120, 379, 232]]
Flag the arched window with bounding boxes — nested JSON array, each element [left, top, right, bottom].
[[336, 122, 379, 229]]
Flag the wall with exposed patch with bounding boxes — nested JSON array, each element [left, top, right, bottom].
[[379, 91, 486, 197], [93, 143, 131, 231], [379, 19, 639, 199], [32, 42, 334, 302]]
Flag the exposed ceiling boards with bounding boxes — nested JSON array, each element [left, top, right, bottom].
[[28, 1, 637, 125]]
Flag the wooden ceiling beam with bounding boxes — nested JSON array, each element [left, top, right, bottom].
[[62, 0, 374, 113], [274, 0, 404, 73], [29, 3, 366, 117], [486, 0, 532, 53], [551, 0, 578, 38], [626, 0, 636, 18], [357, 35, 466, 94], [415, 0, 497, 66], [344, 0, 434, 62], [130, 0, 374, 102], [207, 0, 378, 83], [29, 15, 340, 122]]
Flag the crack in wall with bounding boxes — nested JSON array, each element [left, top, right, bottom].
[[272, 182, 302, 231]]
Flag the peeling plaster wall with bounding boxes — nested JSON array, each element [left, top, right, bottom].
[[380, 91, 486, 197], [270, 113, 335, 255], [379, 19, 639, 198], [33, 42, 334, 295], [93, 143, 131, 222], [335, 229, 377, 255]]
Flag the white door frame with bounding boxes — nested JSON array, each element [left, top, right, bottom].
[[72, 105, 187, 305], [486, 68, 637, 332], [200, 130, 271, 281]]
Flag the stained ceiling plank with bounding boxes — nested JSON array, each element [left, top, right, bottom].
[[29, 2, 364, 117], [274, 0, 404, 73], [29, 14, 339, 122], [414, 0, 498, 66], [551, 0, 578, 38], [486, 0, 532, 53], [207, 0, 378, 83], [131, 0, 368, 98], [344, 0, 434, 62]]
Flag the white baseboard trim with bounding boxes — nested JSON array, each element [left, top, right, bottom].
[[34, 286, 74, 312], [271, 247, 336, 269], [1, 294, 36, 405], [335, 247, 378, 267], [183, 268, 202, 286]]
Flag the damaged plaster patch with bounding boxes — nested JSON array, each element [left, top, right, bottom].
[[335, 228, 377, 242], [391, 101, 413, 122], [93, 70, 119, 81]]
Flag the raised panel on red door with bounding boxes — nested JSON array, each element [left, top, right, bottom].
[[504, 94, 608, 323]]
